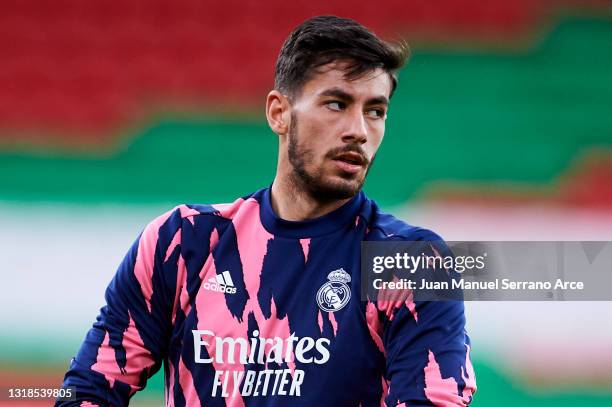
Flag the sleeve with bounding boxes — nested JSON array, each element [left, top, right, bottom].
[[374, 235, 477, 406], [55, 207, 185, 407]]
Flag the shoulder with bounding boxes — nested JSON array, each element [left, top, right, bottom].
[[142, 190, 261, 237], [363, 199, 445, 243], [172, 190, 262, 223]]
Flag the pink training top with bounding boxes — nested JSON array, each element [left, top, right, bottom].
[[58, 187, 476, 406]]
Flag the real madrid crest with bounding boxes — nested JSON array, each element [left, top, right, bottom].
[[316, 268, 351, 312]]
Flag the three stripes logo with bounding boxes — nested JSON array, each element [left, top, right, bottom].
[[203, 270, 237, 294]]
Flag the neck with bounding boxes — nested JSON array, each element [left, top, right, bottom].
[[270, 176, 351, 221]]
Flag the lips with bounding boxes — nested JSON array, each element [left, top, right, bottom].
[[332, 152, 366, 166], [331, 151, 367, 174]]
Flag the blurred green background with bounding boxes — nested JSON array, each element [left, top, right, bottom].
[[1, 1, 612, 405]]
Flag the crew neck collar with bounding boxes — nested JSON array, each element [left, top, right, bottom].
[[259, 186, 365, 239]]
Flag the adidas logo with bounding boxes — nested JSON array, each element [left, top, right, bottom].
[[203, 270, 237, 294]]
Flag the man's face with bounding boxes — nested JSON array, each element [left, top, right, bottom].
[[286, 62, 392, 201]]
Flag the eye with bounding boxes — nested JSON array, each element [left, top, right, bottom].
[[326, 101, 345, 111], [365, 108, 386, 119]]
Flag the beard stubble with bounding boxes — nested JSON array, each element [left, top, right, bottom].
[[287, 112, 374, 203]]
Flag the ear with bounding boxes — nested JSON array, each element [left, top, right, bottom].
[[266, 90, 291, 136]]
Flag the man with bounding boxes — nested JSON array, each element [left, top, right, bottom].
[[58, 15, 476, 406]]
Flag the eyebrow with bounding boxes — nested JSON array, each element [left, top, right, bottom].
[[319, 87, 389, 106]]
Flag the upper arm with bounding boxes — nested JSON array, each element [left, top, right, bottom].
[[373, 234, 477, 406], [57, 206, 185, 406], [383, 300, 476, 406]]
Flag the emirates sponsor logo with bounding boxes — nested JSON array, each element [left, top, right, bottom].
[[192, 329, 330, 365], [192, 330, 332, 397]]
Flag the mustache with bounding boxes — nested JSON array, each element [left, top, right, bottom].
[[325, 145, 370, 166]]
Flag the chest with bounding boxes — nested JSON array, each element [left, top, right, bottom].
[[167, 224, 385, 404]]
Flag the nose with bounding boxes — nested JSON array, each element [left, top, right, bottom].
[[341, 109, 368, 144]]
